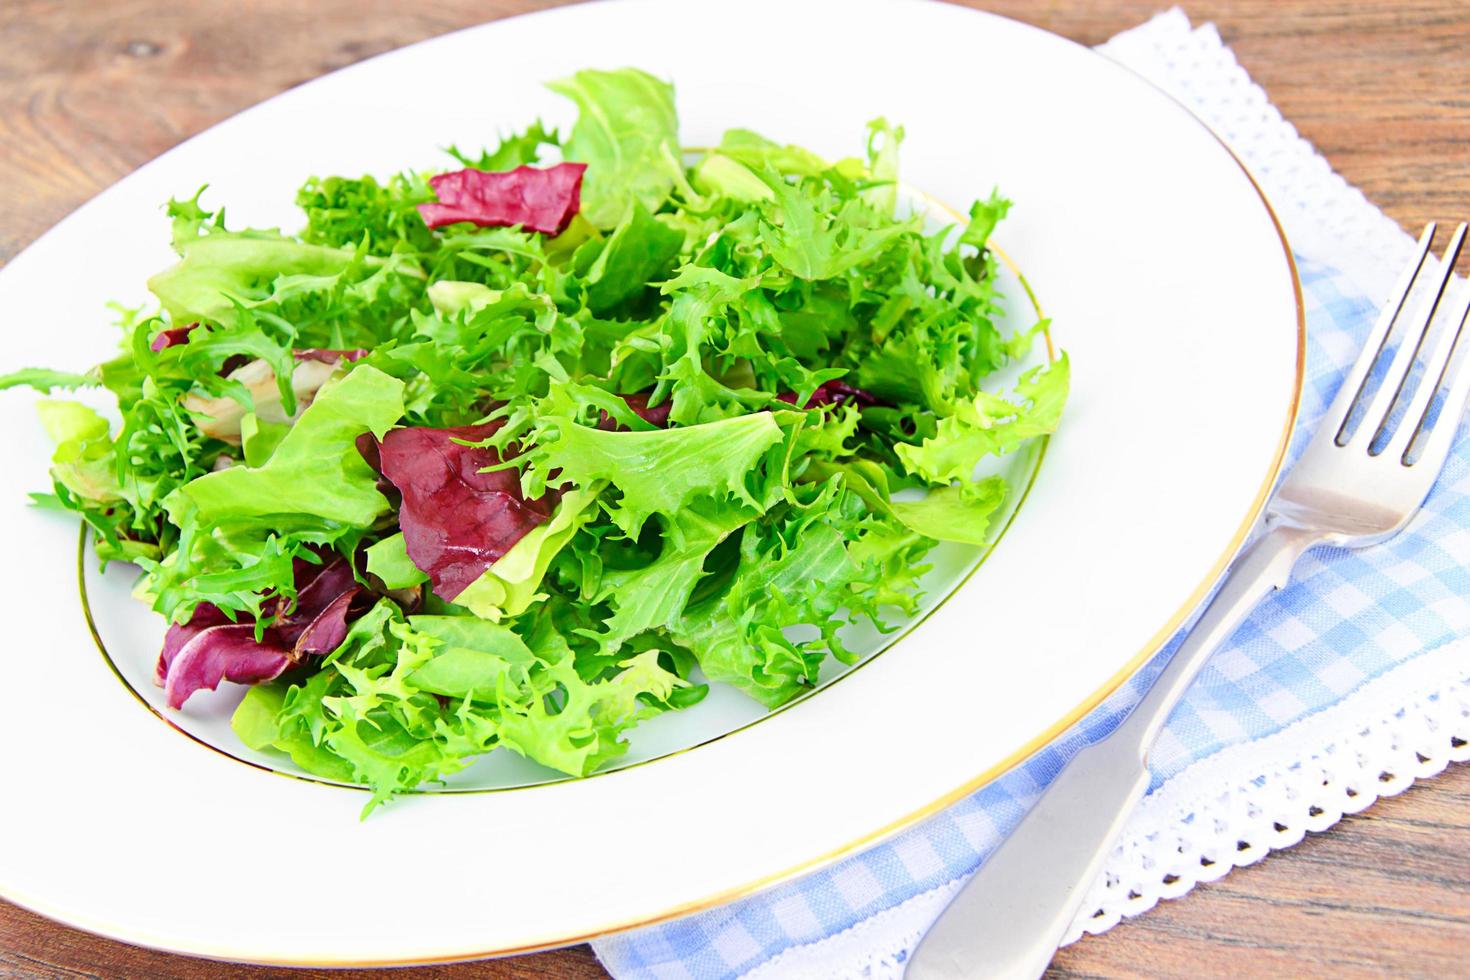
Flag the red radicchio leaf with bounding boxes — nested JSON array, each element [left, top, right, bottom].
[[417, 163, 588, 235], [375, 422, 557, 602], [219, 354, 252, 376], [149, 323, 198, 352], [155, 603, 233, 687], [154, 557, 364, 709], [290, 590, 359, 656], [158, 613, 292, 710], [273, 557, 364, 655]]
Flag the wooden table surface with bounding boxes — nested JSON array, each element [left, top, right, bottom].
[[2, 1, 1468, 976]]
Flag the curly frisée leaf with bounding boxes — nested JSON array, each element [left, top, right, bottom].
[[35, 401, 123, 505], [594, 498, 759, 648], [148, 233, 387, 326], [896, 354, 1069, 486], [237, 600, 698, 811], [890, 479, 1007, 547], [531, 413, 785, 540], [672, 480, 865, 707]]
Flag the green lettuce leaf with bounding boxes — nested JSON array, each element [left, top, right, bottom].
[[961, 189, 1012, 250], [149, 234, 362, 324], [595, 499, 756, 647], [713, 128, 828, 177], [0, 368, 98, 393], [426, 280, 500, 317], [448, 119, 561, 172], [757, 173, 912, 282], [549, 68, 680, 229], [896, 354, 1069, 485], [297, 171, 436, 256], [453, 487, 600, 621], [580, 201, 684, 313], [147, 226, 425, 353], [860, 118, 903, 217], [890, 478, 1006, 547], [691, 153, 774, 203], [403, 615, 537, 700], [364, 532, 429, 589], [35, 401, 123, 504], [672, 482, 864, 707], [493, 648, 691, 776], [165, 365, 405, 532], [239, 411, 289, 468], [533, 412, 784, 539]]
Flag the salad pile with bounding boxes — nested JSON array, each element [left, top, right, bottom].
[[3, 69, 1066, 811]]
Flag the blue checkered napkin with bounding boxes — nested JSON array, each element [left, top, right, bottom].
[[591, 250, 1470, 978]]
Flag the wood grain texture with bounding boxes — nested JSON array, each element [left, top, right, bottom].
[[1, 1, 1467, 976]]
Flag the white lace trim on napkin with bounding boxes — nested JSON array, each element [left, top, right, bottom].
[[743, 642, 1470, 980], [738, 10, 1465, 978]]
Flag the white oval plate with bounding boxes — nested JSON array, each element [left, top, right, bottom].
[[0, 0, 1301, 966]]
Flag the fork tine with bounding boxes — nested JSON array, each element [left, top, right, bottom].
[[1331, 223, 1436, 445], [1402, 281, 1470, 469], [1347, 222, 1467, 452], [1386, 225, 1470, 461]]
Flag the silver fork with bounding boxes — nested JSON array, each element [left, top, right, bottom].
[[906, 222, 1470, 980]]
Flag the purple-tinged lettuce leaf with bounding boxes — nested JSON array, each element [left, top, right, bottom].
[[149, 323, 197, 352], [375, 422, 558, 602], [275, 557, 364, 655], [417, 163, 587, 235], [156, 606, 291, 710], [155, 556, 366, 708], [437, 485, 600, 622]]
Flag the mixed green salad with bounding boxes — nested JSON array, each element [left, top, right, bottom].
[[2, 68, 1066, 811]]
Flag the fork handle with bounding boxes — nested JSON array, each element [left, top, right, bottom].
[[905, 522, 1324, 980]]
